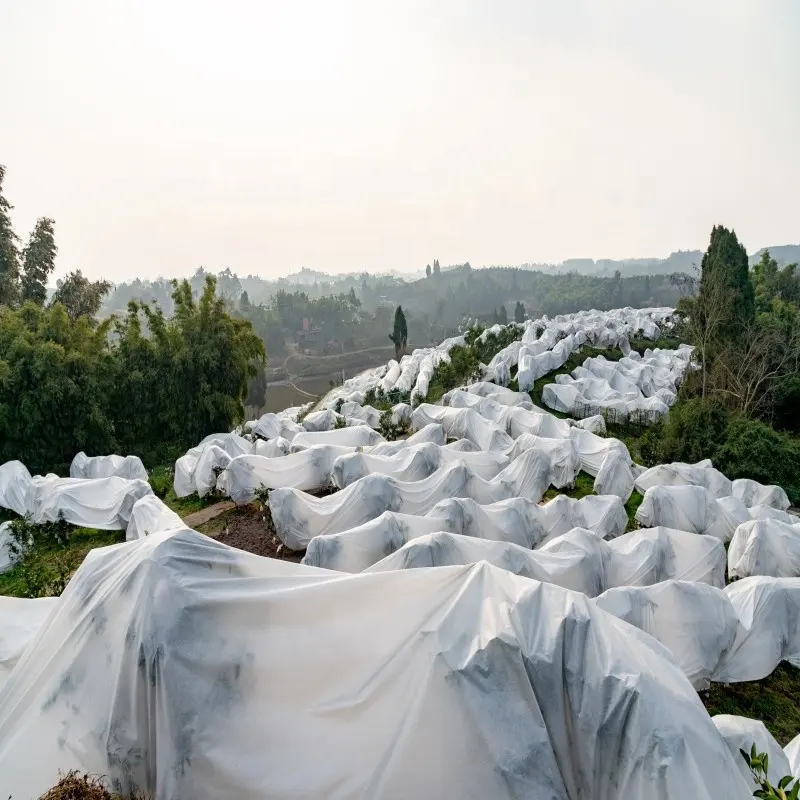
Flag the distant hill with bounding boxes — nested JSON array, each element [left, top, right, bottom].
[[750, 245, 800, 267]]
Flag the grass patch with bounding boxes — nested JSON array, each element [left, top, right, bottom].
[[541, 472, 596, 503], [0, 526, 123, 598], [147, 465, 216, 516], [624, 490, 644, 531], [701, 663, 800, 746]]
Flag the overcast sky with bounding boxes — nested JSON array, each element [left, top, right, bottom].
[[1, 0, 798, 282]]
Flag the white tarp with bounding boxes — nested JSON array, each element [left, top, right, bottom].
[[728, 518, 800, 579], [714, 715, 791, 790], [290, 426, 384, 450], [568, 428, 631, 477], [217, 446, 354, 502], [634, 461, 732, 499], [249, 412, 304, 442], [713, 577, 800, 683], [505, 435, 579, 488], [411, 404, 514, 452], [0, 460, 32, 517], [126, 495, 185, 541], [302, 495, 629, 574], [593, 450, 635, 502], [331, 442, 510, 489], [271, 451, 555, 550], [636, 485, 741, 542], [0, 521, 14, 573], [595, 580, 739, 690], [26, 475, 153, 530], [786, 733, 800, 779], [174, 433, 255, 497], [0, 528, 753, 800], [70, 452, 148, 482], [732, 478, 791, 511], [0, 596, 59, 693]]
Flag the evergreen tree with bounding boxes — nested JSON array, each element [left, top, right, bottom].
[[0, 165, 21, 307], [514, 301, 525, 323], [21, 217, 57, 306], [389, 305, 408, 361], [426, 264, 431, 278], [239, 290, 250, 311], [498, 305, 508, 325], [492, 308, 499, 324], [699, 225, 755, 338], [50, 270, 112, 321], [433, 259, 441, 277]]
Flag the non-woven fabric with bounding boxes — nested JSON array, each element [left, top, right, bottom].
[[732, 478, 791, 511], [595, 580, 739, 690], [69, 452, 148, 482], [26, 476, 153, 530], [0, 528, 752, 800], [126, 495, 185, 541], [728, 518, 800, 579], [713, 715, 791, 790], [0, 596, 59, 693], [0, 460, 33, 517]]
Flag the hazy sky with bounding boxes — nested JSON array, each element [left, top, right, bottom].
[[2, 0, 798, 282]]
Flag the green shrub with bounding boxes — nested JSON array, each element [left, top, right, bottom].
[[715, 416, 800, 505], [638, 397, 729, 467], [740, 745, 800, 798], [147, 466, 172, 499], [378, 410, 410, 441]]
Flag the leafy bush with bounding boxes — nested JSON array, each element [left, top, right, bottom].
[[377, 410, 410, 441], [6, 515, 74, 598], [147, 466, 173, 499], [741, 745, 800, 799], [638, 397, 730, 467], [715, 416, 800, 505]]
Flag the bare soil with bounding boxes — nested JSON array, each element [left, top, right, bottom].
[[206, 504, 304, 562]]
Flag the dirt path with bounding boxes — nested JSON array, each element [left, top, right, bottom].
[[182, 501, 236, 528]]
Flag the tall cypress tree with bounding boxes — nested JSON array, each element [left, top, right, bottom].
[[21, 217, 57, 306], [0, 165, 21, 306], [389, 305, 408, 361], [699, 225, 755, 339]]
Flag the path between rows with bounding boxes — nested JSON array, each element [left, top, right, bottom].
[[183, 501, 236, 528]]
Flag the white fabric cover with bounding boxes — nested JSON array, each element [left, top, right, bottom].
[[505, 435, 579, 489], [290, 427, 384, 450], [174, 434, 254, 497], [411, 404, 514, 452], [595, 580, 739, 689], [635, 461, 732, 499], [250, 412, 304, 442], [341, 402, 382, 429], [713, 577, 800, 683], [603, 526, 727, 590], [786, 733, 800, 779], [593, 450, 635, 502], [217, 446, 354, 501], [728, 518, 800, 579], [26, 476, 153, 530], [0, 460, 32, 517], [331, 442, 510, 489], [253, 437, 291, 457], [69, 452, 148, 482], [0, 521, 14, 573], [391, 402, 412, 425], [303, 495, 629, 574], [0, 596, 59, 692], [713, 715, 791, 790], [301, 409, 342, 432], [368, 423, 446, 455], [568, 428, 630, 477], [732, 478, 791, 511], [0, 528, 753, 800], [126, 495, 185, 541], [636, 485, 741, 542], [271, 451, 554, 550]]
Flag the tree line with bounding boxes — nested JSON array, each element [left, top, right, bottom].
[[641, 226, 800, 502], [0, 165, 265, 473]]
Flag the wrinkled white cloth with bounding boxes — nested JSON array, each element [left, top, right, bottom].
[[0, 528, 753, 800]]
